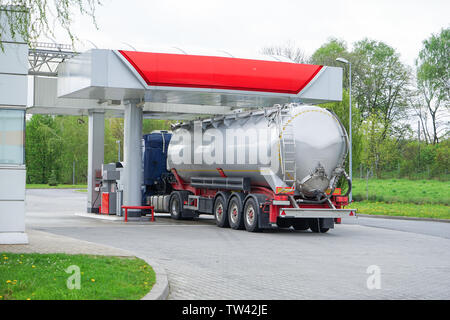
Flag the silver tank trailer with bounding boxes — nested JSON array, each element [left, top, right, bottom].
[[167, 104, 349, 197]]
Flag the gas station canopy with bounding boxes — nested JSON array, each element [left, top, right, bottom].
[[26, 46, 345, 217], [55, 49, 343, 117]]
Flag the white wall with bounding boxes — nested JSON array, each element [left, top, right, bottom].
[[0, 8, 28, 244]]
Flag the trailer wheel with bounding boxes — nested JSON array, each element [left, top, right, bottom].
[[243, 198, 260, 232], [228, 196, 244, 230], [169, 192, 183, 220], [309, 218, 329, 233], [214, 196, 229, 228]]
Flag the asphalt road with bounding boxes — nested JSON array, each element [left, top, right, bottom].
[[24, 189, 450, 299]]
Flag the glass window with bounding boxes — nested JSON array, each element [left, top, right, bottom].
[[0, 109, 25, 165]]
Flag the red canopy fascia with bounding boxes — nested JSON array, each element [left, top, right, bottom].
[[119, 50, 322, 95]]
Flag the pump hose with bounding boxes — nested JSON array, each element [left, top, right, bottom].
[[92, 181, 103, 208]]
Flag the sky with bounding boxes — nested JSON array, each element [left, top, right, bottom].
[[46, 0, 450, 67]]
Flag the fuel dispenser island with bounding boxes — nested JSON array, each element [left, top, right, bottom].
[[99, 162, 123, 215]]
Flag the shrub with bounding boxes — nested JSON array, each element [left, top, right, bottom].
[[48, 170, 58, 186]]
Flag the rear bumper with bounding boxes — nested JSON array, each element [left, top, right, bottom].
[[279, 208, 357, 219]]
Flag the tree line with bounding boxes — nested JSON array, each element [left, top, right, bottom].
[[263, 29, 449, 180], [25, 116, 170, 184]]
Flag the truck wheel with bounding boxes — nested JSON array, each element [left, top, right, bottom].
[[169, 192, 183, 220], [309, 218, 329, 233], [214, 196, 229, 228], [292, 219, 309, 231], [243, 198, 260, 232], [228, 196, 244, 230]]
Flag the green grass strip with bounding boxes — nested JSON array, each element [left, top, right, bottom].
[[352, 178, 450, 206], [26, 184, 87, 189], [0, 253, 155, 300], [352, 201, 450, 220]]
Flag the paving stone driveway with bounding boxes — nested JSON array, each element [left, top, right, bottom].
[[25, 189, 450, 299]]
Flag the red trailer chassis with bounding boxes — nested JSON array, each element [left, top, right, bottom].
[[166, 169, 356, 232]]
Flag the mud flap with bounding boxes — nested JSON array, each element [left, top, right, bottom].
[[245, 193, 272, 229]]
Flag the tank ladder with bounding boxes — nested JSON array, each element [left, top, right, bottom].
[[277, 105, 297, 189]]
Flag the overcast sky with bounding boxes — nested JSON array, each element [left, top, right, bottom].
[[48, 0, 449, 67]]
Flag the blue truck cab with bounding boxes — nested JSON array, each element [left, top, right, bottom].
[[142, 131, 172, 204]]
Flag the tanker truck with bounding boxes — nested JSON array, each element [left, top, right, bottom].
[[143, 103, 356, 233]]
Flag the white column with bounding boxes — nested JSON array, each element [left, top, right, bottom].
[[0, 7, 28, 244], [123, 100, 143, 216], [87, 111, 104, 213]]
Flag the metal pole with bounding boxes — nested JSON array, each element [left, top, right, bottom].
[[349, 62, 353, 203], [418, 121, 420, 172], [72, 160, 75, 185], [117, 140, 121, 162]]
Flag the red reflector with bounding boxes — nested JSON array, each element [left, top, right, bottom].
[[349, 212, 354, 216], [184, 201, 187, 205], [336, 196, 348, 202], [281, 210, 286, 216]]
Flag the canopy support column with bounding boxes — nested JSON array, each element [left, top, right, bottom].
[[123, 100, 143, 217], [87, 110, 104, 213]]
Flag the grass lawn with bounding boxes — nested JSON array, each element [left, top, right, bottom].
[[26, 184, 87, 189], [351, 201, 450, 220], [352, 178, 450, 205], [0, 253, 155, 300]]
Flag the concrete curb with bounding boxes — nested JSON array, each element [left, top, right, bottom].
[[74, 212, 124, 221], [137, 255, 170, 300], [358, 213, 450, 223]]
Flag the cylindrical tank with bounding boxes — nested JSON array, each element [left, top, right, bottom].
[[167, 104, 348, 197]]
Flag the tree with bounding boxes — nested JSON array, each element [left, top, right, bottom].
[[0, 0, 101, 48], [310, 38, 348, 66], [54, 115, 88, 184], [143, 119, 171, 134], [415, 28, 450, 144], [352, 39, 411, 138], [310, 37, 352, 89], [351, 39, 412, 177], [321, 90, 363, 177], [25, 115, 62, 183], [261, 40, 308, 63]]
